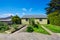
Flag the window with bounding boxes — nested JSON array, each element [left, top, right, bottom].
[[39, 19, 42, 21], [26, 18, 28, 21]]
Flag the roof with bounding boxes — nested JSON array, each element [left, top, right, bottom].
[[0, 19, 11, 21], [0, 16, 12, 19], [0, 16, 12, 21], [22, 15, 47, 18]]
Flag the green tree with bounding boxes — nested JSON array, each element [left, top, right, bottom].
[[11, 15, 21, 24], [48, 10, 60, 26], [29, 18, 35, 26], [46, 0, 60, 14], [46, 0, 60, 26]]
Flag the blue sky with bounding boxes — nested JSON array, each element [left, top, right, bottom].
[[0, 0, 50, 17]]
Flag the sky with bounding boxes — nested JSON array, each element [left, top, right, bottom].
[[0, 0, 50, 18]]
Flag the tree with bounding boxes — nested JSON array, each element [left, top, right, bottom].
[[46, 0, 60, 14], [46, 0, 60, 26], [11, 15, 21, 24], [48, 10, 60, 26], [29, 18, 35, 25]]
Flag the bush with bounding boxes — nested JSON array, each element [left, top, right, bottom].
[[11, 15, 21, 24], [0, 26, 9, 32], [29, 18, 41, 28], [48, 10, 60, 26], [0, 22, 9, 32], [29, 18, 35, 26], [11, 24, 18, 30], [26, 25, 34, 32], [33, 24, 38, 28], [0, 22, 7, 26]]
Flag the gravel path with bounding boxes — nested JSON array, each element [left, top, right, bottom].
[[0, 25, 60, 40], [0, 32, 60, 40]]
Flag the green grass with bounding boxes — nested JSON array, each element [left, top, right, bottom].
[[43, 24, 60, 33], [33, 25, 49, 34]]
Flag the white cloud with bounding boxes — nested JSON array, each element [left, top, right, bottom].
[[16, 13, 19, 15], [29, 8, 32, 12], [0, 13, 14, 18], [22, 8, 27, 11], [22, 8, 32, 12], [15, 13, 21, 17], [22, 12, 25, 15]]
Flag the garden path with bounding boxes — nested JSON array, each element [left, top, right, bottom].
[[0, 25, 60, 40], [0, 32, 60, 40]]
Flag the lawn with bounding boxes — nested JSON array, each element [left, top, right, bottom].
[[43, 24, 60, 33]]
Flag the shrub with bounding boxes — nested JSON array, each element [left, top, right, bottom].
[[26, 25, 34, 32], [29, 18, 35, 26], [29, 18, 41, 28], [0, 22, 7, 26], [48, 10, 60, 26], [33, 24, 38, 28], [0, 26, 9, 32], [0, 22, 9, 32], [11, 15, 21, 24], [33, 22, 41, 28], [11, 24, 18, 30]]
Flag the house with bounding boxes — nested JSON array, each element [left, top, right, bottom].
[[0, 15, 47, 24], [0, 16, 12, 24], [22, 15, 47, 24]]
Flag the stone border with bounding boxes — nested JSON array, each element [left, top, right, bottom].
[[41, 25, 53, 35]]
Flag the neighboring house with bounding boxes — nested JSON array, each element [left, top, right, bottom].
[[0, 16, 12, 24], [22, 15, 47, 24]]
